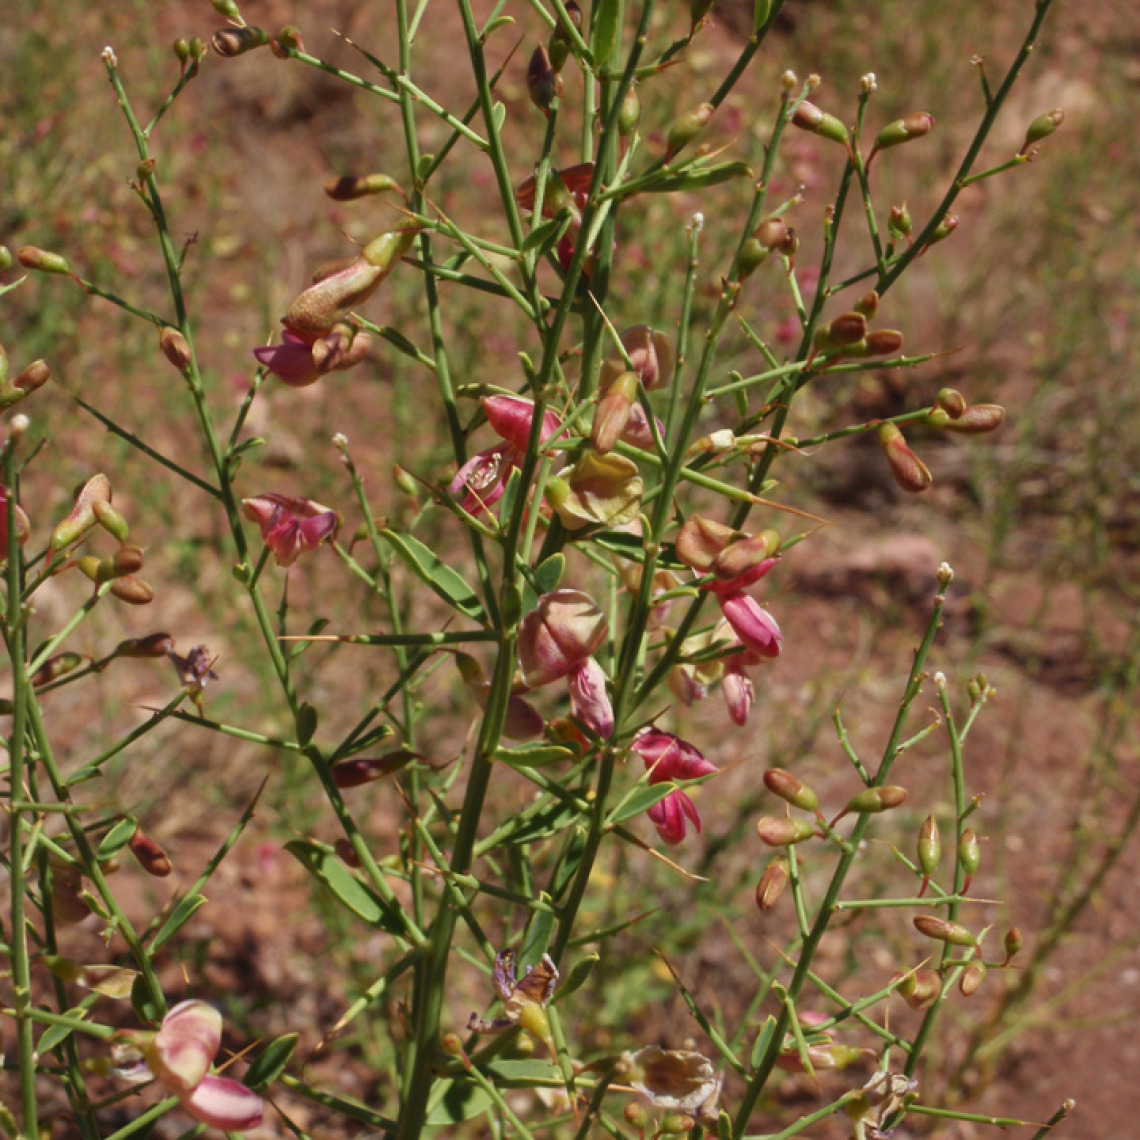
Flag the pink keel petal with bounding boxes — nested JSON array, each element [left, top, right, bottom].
[[149, 1000, 221, 1093], [253, 331, 319, 387], [179, 1074, 264, 1132], [567, 657, 614, 739], [722, 665, 754, 727], [648, 790, 701, 845], [718, 593, 783, 659]]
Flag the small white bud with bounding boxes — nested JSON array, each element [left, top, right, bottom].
[[806, 73, 821, 92], [933, 671, 947, 689], [860, 72, 877, 94], [332, 432, 349, 450], [937, 560, 954, 585], [780, 70, 798, 91], [9, 414, 30, 440], [690, 212, 705, 232], [102, 46, 119, 68]]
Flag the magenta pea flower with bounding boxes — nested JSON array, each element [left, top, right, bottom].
[[518, 589, 614, 739], [717, 592, 783, 660], [254, 326, 373, 388], [126, 1000, 264, 1133], [241, 493, 339, 567], [631, 728, 717, 844], [450, 395, 562, 516]]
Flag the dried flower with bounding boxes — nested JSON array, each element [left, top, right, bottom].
[[622, 1046, 721, 1113], [468, 948, 559, 1049]]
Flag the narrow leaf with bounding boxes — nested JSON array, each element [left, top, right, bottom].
[[245, 1033, 299, 1090], [285, 840, 406, 934], [149, 894, 209, 953], [380, 529, 486, 621]]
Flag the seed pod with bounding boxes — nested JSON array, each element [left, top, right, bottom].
[[958, 829, 981, 890], [158, 327, 192, 371], [913, 914, 977, 948], [50, 473, 112, 552], [879, 423, 932, 494], [917, 815, 940, 895], [618, 84, 641, 142], [928, 215, 959, 245], [872, 112, 934, 154], [763, 768, 819, 813], [17, 246, 73, 275], [792, 101, 849, 146], [756, 816, 816, 847], [1020, 109, 1063, 154], [129, 829, 173, 877], [114, 632, 175, 658], [13, 359, 51, 395], [959, 961, 986, 996], [31, 652, 87, 687], [755, 857, 790, 911]]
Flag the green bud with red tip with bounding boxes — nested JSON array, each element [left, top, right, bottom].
[[661, 1115, 696, 1136], [958, 829, 980, 890], [50, 473, 112, 552], [917, 815, 940, 895], [756, 816, 816, 847], [913, 914, 977, 948], [763, 768, 819, 813], [666, 103, 714, 159], [792, 100, 849, 146], [888, 203, 912, 242], [872, 112, 934, 154], [1003, 927, 1023, 963], [1020, 109, 1063, 155], [17, 246, 72, 276], [92, 500, 130, 543], [846, 785, 907, 814], [928, 215, 959, 246]]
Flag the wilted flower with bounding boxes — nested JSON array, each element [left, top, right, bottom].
[[631, 728, 716, 844], [545, 451, 643, 531], [622, 1046, 721, 1113], [518, 589, 607, 688], [468, 948, 559, 1049], [450, 395, 562, 516], [241, 493, 339, 567], [118, 999, 264, 1132]]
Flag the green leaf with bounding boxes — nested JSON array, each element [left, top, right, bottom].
[[495, 742, 577, 769], [750, 1015, 778, 1069], [753, 0, 772, 33], [380, 529, 486, 622], [641, 161, 753, 194], [296, 702, 319, 746], [553, 952, 599, 1003], [130, 974, 162, 1026], [149, 893, 209, 953], [36, 1009, 88, 1055], [605, 783, 674, 826], [533, 553, 565, 594], [591, 0, 620, 63], [96, 817, 139, 861], [285, 840, 406, 934], [483, 1058, 564, 1086], [492, 101, 507, 132], [521, 213, 572, 257], [426, 1078, 492, 1126], [380, 327, 424, 360], [245, 1033, 298, 1090]]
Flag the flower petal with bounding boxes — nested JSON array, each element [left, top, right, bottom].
[[179, 1074, 264, 1132]]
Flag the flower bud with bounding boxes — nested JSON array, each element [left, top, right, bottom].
[[824, 311, 868, 347], [173, 37, 191, 62], [50, 473, 112, 551], [666, 102, 714, 158], [518, 589, 607, 687], [878, 423, 932, 493], [92, 500, 130, 543], [763, 768, 819, 813], [917, 815, 940, 893], [896, 968, 941, 1011], [114, 632, 175, 658], [210, 26, 270, 57], [959, 961, 986, 996], [17, 246, 73, 275], [872, 112, 934, 154], [755, 857, 789, 911], [888, 203, 912, 241], [333, 749, 419, 787], [211, 0, 241, 16], [274, 25, 305, 54], [0, 246, 10, 272], [13, 359, 51, 396], [660, 1114, 696, 1136], [158, 327, 192, 371], [624, 1102, 650, 1130], [941, 403, 1005, 434], [756, 816, 816, 847], [928, 215, 959, 245], [618, 84, 641, 142], [527, 45, 563, 114], [129, 828, 173, 877], [1020, 109, 1063, 154], [958, 828, 980, 890], [913, 914, 977, 948], [734, 238, 770, 280], [591, 371, 638, 453], [323, 173, 402, 200], [854, 290, 880, 319], [31, 652, 87, 687], [547, 0, 581, 70], [109, 575, 155, 605], [600, 326, 674, 392], [933, 387, 966, 418], [845, 785, 907, 814], [792, 101, 849, 146], [1003, 926, 1023, 962], [675, 515, 738, 573]]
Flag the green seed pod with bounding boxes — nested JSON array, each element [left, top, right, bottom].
[[618, 84, 641, 141], [763, 768, 819, 813], [888, 203, 912, 241], [913, 914, 977, 947], [666, 102, 714, 157], [92, 500, 130, 543], [756, 816, 816, 847], [958, 828, 981, 886]]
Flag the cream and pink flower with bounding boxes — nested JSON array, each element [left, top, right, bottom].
[[241, 493, 339, 567]]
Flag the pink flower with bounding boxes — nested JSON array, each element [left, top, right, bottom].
[[450, 396, 562, 516], [722, 660, 755, 726], [632, 728, 717, 845], [567, 656, 614, 739], [717, 593, 783, 659], [518, 589, 607, 688], [139, 1000, 264, 1133], [241, 493, 339, 567], [254, 326, 373, 387]]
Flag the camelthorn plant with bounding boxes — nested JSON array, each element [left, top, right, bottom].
[[0, 1, 1085, 1139]]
